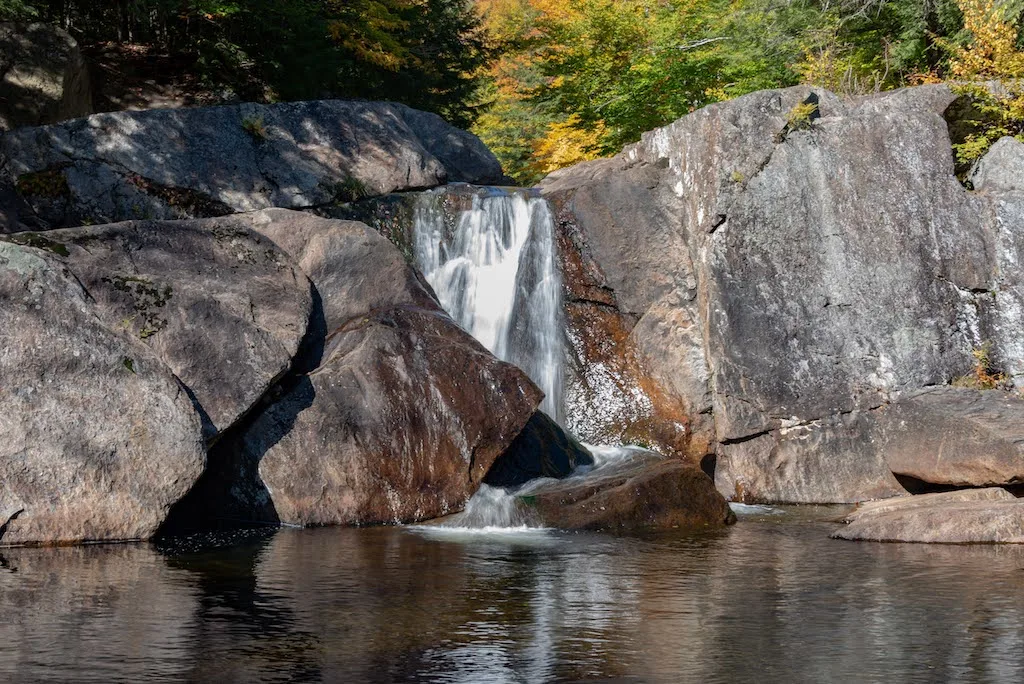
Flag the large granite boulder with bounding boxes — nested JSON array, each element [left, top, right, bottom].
[[542, 85, 1024, 504], [23, 217, 313, 441], [872, 387, 1024, 487], [163, 210, 543, 529], [0, 23, 92, 131], [0, 99, 503, 231], [833, 488, 1024, 543], [0, 241, 205, 545], [522, 453, 736, 532]]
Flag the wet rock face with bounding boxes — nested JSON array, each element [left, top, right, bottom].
[[542, 85, 1024, 504], [0, 23, 93, 131], [0, 241, 205, 546], [525, 455, 736, 532], [544, 164, 711, 462], [0, 100, 502, 232], [483, 411, 593, 489], [833, 488, 1024, 544], [164, 210, 543, 529], [38, 217, 313, 441]]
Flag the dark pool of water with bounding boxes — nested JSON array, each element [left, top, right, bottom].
[[2, 508, 1024, 683]]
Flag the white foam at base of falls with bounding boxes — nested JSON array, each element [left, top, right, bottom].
[[418, 445, 646, 532], [728, 503, 781, 516]]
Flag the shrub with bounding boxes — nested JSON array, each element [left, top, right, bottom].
[[952, 342, 1008, 389], [940, 0, 1024, 176]]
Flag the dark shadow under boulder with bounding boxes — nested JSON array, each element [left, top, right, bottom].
[[483, 411, 593, 489]]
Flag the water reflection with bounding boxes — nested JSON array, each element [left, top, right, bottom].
[[2, 517, 1024, 682]]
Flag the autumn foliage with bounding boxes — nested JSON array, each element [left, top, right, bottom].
[[8, 0, 1024, 182]]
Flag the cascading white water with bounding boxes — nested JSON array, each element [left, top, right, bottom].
[[422, 445, 646, 531], [412, 187, 564, 422], [409, 185, 645, 533]]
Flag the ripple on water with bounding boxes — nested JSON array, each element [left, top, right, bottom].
[[3, 513, 1024, 682]]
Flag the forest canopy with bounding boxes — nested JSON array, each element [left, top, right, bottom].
[[0, 0, 490, 126], [4, 0, 1024, 182]]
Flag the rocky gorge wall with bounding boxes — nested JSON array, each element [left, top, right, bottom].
[[9, 75, 1024, 546], [0, 98, 732, 545], [542, 83, 1024, 505]]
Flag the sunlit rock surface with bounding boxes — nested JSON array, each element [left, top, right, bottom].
[[39, 216, 313, 441], [872, 387, 1024, 487], [0, 241, 205, 545], [0, 100, 502, 232], [541, 85, 1024, 504], [833, 488, 1024, 543]]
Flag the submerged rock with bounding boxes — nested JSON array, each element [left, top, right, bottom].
[[833, 488, 1024, 543], [0, 100, 502, 231], [524, 455, 735, 532], [0, 241, 205, 545], [164, 210, 543, 529]]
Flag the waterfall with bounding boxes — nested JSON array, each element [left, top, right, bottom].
[[407, 185, 647, 533], [420, 444, 647, 531], [412, 186, 565, 423]]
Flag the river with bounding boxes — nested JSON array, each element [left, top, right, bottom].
[[2, 507, 1023, 682]]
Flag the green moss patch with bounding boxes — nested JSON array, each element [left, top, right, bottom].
[[3, 232, 70, 257], [16, 168, 69, 199]]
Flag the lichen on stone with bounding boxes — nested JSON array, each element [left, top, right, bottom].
[[2, 232, 69, 257], [102, 274, 173, 339]]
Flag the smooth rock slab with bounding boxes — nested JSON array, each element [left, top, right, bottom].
[[0, 99, 502, 230], [876, 387, 1024, 487], [833, 488, 1024, 543], [37, 216, 313, 440], [715, 412, 907, 504], [841, 487, 1017, 524], [0, 241, 205, 545]]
